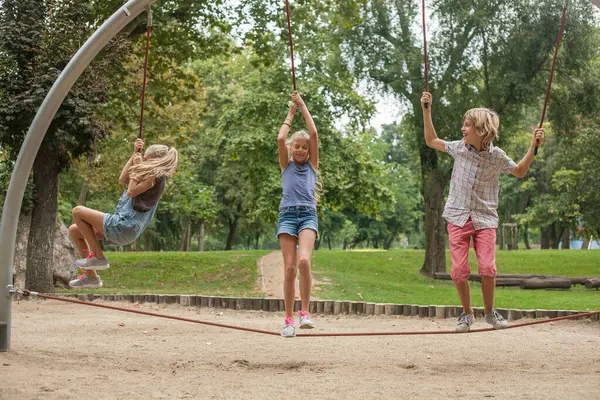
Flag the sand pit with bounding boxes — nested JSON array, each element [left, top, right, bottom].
[[1, 299, 599, 399]]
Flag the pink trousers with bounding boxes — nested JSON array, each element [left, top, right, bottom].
[[447, 219, 497, 283]]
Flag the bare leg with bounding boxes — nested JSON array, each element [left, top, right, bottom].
[[72, 206, 106, 259], [279, 233, 297, 319], [454, 280, 473, 315], [68, 223, 101, 279], [473, 227, 498, 314], [481, 277, 496, 314], [297, 229, 316, 312]]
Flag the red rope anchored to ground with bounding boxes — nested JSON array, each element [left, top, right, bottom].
[[21, 290, 279, 337], [20, 290, 599, 338]]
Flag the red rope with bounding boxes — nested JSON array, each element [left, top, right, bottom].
[[29, 292, 279, 336], [284, 0, 297, 91], [138, 11, 153, 141], [422, 0, 429, 108], [297, 310, 600, 337], [22, 291, 599, 338], [536, 5, 567, 155], [422, 0, 429, 93]]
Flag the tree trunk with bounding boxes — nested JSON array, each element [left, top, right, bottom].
[[582, 237, 590, 250], [314, 238, 320, 250], [561, 226, 570, 250], [523, 223, 531, 250], [419, 148, 447, 276], [254, 232, 260, 250], [179, 221, 190, 251], [144, 231, 154, 251], [550, 223, 559, 249], [25, 143, 59, 293], [540, 226, 551, 249], [198, 220, 205, 252], [327, 236, 332, 250], [225, 217, 238, 250], [186, 224, 192, 251]]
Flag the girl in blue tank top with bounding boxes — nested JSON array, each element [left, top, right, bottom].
[[67, 139, 178, 289], [277, 91, 320, 338]]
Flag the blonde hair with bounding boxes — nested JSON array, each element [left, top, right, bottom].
[[129, 144, 178, 183], [286, 130, 323, 206], [463, 108, 500, 150]]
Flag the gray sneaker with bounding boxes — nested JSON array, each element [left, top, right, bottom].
[[69, 274, 103, 289], [485, 309, 509, 329], [76, 254, 110, 271], [456, 312, 475, 333], [298, 311, 314, 329], [280, 317, 296, 338]]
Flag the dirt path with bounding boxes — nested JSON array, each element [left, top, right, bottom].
[[1, 300, 599, 399], [258, 251, 325, 299]]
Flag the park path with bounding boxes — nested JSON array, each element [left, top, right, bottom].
[[258, 251, 324, 299]]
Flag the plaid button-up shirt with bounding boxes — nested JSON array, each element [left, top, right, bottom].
[[443, 140, 517, 230]]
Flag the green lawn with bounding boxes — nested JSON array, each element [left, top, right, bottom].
[[63, 249, 600, 310], [312, 250, 600, 310], [61, 251, 269, 296]]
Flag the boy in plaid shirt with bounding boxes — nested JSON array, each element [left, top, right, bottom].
[[421, 92, 544, 332]]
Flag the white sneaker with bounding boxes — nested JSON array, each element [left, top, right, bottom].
[[456, 312, 475, 332], [280, 317, 296, 338], [485, 309, 509, 329], [69, 272, 103, 289], [76, 253, 110, 271], [298, 310, 314, 329]]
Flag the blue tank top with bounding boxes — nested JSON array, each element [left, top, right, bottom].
[[279, 161, 317, 210]]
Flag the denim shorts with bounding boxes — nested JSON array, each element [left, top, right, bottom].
[[277, 206, 319, 239], [103, 212, 140, 246]]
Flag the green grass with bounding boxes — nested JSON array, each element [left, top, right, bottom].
[[64, 249, 600, 310], [61, 251, 269, 296], [312, 249, 600, 310]]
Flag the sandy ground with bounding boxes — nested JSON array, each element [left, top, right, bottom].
[[1, 299, 599, 400]]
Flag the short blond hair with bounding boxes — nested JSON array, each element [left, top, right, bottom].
[[463, 108, 499, 150]]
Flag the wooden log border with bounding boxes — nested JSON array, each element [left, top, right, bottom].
[[40, 293, 599, 321]]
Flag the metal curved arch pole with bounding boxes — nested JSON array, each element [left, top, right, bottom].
[[0, 0, 158, 352]]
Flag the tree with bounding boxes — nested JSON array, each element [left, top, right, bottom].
[[0, 0, 129, 291], [338, 0, 598, 273]]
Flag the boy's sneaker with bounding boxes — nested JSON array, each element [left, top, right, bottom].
[[280, 317, 296, 338], [485, 309, 509, 329], [298, 310, 314, 329], [76, 253, 110, 271], [456, 312, 475, 333], [69, 272, 103, 289]]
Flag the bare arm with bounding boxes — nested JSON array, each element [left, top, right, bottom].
[[293, 91, 319, 170], [127, 177, 156, 198], [278, 100, 297, 172], [512, 128, 544, 178], [119, 139, 144, 184], [421, 92, 447, 152]]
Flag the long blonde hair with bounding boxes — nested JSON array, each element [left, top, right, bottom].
[[463, 108, 500, 150], [286, 130, 323, 206], [129, 144, 178, 183]]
